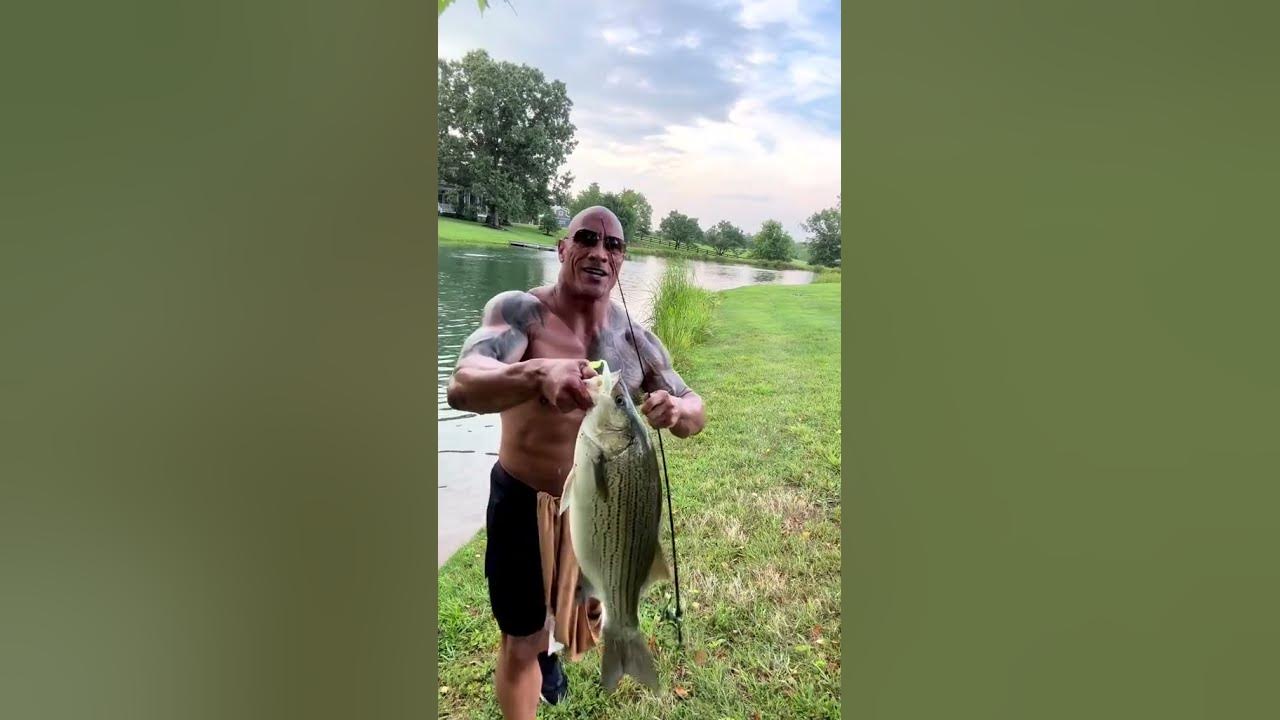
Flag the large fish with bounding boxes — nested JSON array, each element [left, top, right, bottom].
[[562, 360, 669, 692]]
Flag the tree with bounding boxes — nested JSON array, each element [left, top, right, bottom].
[[802, 197, 841, 267], [566, 184, 651, 241], [793, 242, 811, 263], [618, 189, 653, 237], [705, 220, 748, 256], [550, 171, 574, 208], [658, 210, 703, 250], [752, 219, 795, 261], [567, 182, 606, 216], [438, 51, 577, 228], [538, 211, 560, 235]]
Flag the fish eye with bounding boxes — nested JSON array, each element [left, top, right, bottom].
[[614, 395, 625, 407]]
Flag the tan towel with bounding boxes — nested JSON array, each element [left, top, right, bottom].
[[536, 488, 602, 661]]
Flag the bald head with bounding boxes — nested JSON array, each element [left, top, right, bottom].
[[566, 206, 624, 242]]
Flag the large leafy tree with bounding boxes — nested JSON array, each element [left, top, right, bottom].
[[566, 184, 652, 241], [803, 197, 841, 267], [618, 189, 653, 237], [752, 219, 795, 261], [600, 192, 637, 241], [567, 182, 606, 216], [438, 50, 577, 228], [658, 210, 703, 250], [705, 220, 749, 256]]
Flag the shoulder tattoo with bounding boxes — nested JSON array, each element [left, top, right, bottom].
[[458, 291, 544, 364]]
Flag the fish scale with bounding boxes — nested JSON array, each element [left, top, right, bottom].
[[591, 440, 659, 623]]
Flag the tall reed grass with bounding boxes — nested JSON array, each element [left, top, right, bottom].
[[648, 260, 718, 370]]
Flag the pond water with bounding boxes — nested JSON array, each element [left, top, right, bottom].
[[437, 244, 814, 565]]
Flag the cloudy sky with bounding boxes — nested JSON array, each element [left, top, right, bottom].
[[439, 0, 841, 240]]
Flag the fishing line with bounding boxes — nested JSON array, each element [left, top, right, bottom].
[[601, 220, 685, 648]]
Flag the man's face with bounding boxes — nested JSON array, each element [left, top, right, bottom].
[[557, 207, 626, 299]]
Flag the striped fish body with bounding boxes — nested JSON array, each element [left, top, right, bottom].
[[564, 367, 669, 692]]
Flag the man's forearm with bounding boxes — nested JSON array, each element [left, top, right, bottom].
[[671, 392, 705, 438], [447, 358, 546, 414]]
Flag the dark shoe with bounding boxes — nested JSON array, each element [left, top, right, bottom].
[[538, 651, 568, 705]]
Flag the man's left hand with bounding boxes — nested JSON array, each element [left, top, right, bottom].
[[640, 390, 681, 430]]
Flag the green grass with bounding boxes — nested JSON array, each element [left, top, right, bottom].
[[438, 216, 559, 247], [649, 260, 719, 370], [438, 283, 842, 719]]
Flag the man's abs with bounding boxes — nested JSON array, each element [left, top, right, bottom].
[[496, 399, 583, 495]]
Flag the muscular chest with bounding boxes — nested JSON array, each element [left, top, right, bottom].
[[526, 320, 646, 397]]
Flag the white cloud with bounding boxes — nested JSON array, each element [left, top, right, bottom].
[[601, 26, 653, 55], [600, 27, 639, 45], [602, 68, 654, 91], [717, 45, 840, 108], [565, 96, 839, 239], [786, 54, 840, 103], [734, 0, 837, 56], [675, 31, 702, 49], [736, 0, 802, 29]]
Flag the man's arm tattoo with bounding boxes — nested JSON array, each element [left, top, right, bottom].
[[457, 293, 544, 364], [638, 327, 692, 397]]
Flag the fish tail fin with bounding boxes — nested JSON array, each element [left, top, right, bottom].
[[601, 626, 658, 692]]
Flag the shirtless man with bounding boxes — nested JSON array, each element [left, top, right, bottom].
[[447, 206, 706, 718]]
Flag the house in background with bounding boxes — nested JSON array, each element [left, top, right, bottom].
[[550, 205, 571, 228], [437, 183, 487, 222]]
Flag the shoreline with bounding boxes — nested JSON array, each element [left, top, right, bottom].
[[437, 216, 839, 276]]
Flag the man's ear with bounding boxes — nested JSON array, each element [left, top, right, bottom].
[[556, 237, 566, 262]]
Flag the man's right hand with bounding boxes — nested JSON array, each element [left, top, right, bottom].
[[538, 359, 598, 413]]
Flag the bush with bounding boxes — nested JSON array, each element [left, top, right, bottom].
[[649, 260, 718, 370], [538, 212, 559, 235], [751, 220, 795, 261]]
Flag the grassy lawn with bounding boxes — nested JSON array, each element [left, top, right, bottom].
[[438, 216, 559, 248], [438, 283, 842, 719]]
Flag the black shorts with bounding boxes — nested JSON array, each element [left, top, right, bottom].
[[484, 462, 547, 638]]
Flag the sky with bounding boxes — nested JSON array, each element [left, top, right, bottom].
[[439, 0, 841, 241]]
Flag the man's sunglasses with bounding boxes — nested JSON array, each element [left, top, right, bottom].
[[571, 228, 627, 253]]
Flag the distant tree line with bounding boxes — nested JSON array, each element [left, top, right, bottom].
[[643, 202, 840, 268]]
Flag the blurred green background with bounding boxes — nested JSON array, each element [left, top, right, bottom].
[[845, 1, 1280, 718], [2, 2, 437, 718]]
